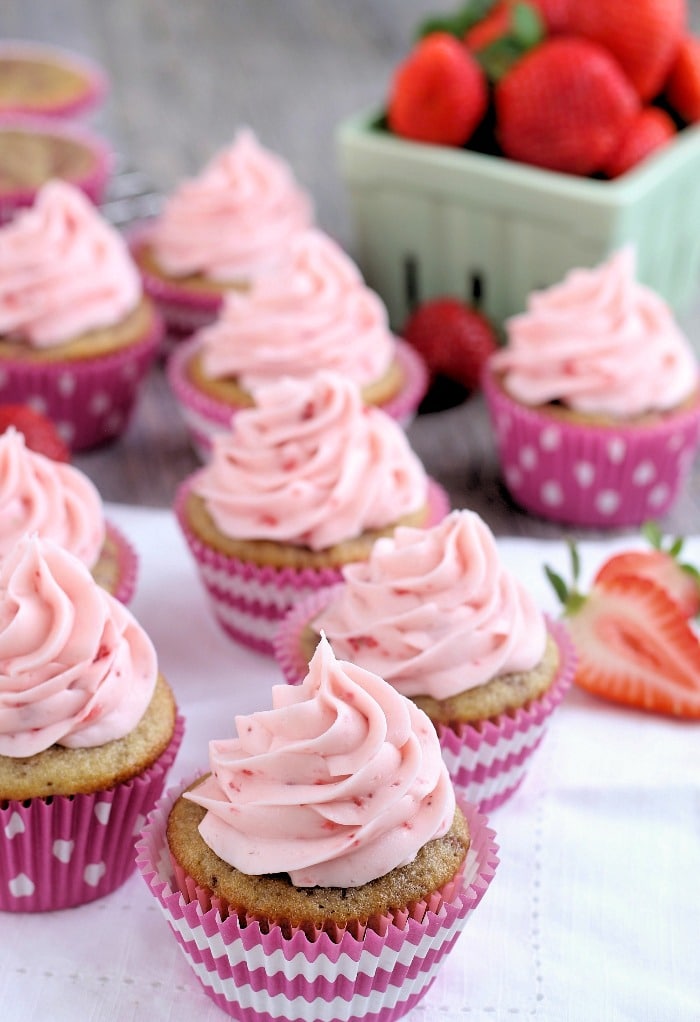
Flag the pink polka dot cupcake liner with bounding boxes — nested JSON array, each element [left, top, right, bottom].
[[136, 779, 498, 1022], [0, 714, 184, 913], [0, 311, 162, 451], [483, 366, 700, 528], [275, 601, 575, 816], [95, 520, 139, 605], [0, 42, 108, 119], [175, 475, 450, 656], [167, 337, 429, 461]]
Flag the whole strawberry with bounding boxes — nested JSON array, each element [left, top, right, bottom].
[[387, 31, 488, 146], [665, 36, 700, 124], [0, 404, 70, 461], [602, 107, 676, 179], [495, 36, 639, 175], [401, 296, 498, 391]]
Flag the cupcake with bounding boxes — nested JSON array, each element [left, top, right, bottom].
[[0, 426, 137, 603], [0, 535, 183, 912], [175, 370, 449, 654], [0, 41, 107, 119], [275, 510, 576, 813], [168, 228, 428, 455], [0, 115, 112, 224], [130, 128, 313, 340], [0, 180, 162, 450], [483, 247, 700, 527], [137, 636, 497, 1022]]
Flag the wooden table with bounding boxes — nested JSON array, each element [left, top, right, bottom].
[[4, 0, 700, 538]]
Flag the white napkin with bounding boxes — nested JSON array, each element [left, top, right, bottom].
[[3, 506, 699, 1022]]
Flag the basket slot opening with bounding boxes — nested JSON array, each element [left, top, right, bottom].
[[403, 255, 420, 310], [470, 271, 484, 308]]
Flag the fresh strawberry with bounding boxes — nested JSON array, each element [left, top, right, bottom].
[[387, 32, 488, 146], [594, 522, 700, 618], [529, 0, 570, 33], [0, 404, 70, 461], [566, 0, 686, 102], [401, 296, 498, 391], [602, 106, 676, 178], [495, 37, 639, 175], [546, 546, 700, 719], [665, 36, 700, 124]]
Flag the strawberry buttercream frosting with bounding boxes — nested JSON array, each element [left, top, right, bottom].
[[151, 128, 313, 282], [193, 371, 428, 550], [0, 180, 142, 347], [0, 427, 105, 566], [185, 635, 454, 888], [492, 247, 699, 418], [0, 535, 157, 757], [314, 510, 547, 698], [197, 228, 395, 390]]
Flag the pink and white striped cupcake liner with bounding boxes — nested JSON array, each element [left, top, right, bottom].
[[0, 42, 108, 119], [136, 780, 498, 1022]]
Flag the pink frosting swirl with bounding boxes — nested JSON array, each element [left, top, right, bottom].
[[193, 371, 428, 550], [492, 247, 699, 417], [314, 510, 547, 698], [0, 428, 105, 567], [0, 535, 157, 757], [152, 128, 313, 282], [185, 635, 454, 887], [0, 180, 142, 346], [198, 229, 395, 390]]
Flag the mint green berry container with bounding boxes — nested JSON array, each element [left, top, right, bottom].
[[336, 109, 700, 331]]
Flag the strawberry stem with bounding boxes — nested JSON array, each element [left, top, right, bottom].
[[544, 540, 586, 616], [416, 0, 499, 40]]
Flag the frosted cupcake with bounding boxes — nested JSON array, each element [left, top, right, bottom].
[[275, 510, 576, 813], [131, 128, 313, 339], [175, 370, 449, 654], [0, 41, 107, 118], [483, 247, 700, 527], [0, 426, 137, 602], [168, 228, 427, 455], [0, 180, 162, 450], [0, 535, 183, 912], [137, 636, 497, 1022]]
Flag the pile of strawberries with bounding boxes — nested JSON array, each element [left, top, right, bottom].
[[387, 0, 700, 177]]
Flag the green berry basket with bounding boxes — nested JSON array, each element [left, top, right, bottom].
[[336, 108, 700, 330]]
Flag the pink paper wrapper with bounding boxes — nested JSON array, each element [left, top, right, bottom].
[[0, 714, 184, 913], [168, 337, 429, 461], [175, 475, 450, 656], [136, 779, 498, 1022], [0, 42, 108, 119], [94, 520, 139, 605], [0, 306, 162, 451], [482, 365, 700, 528], [0, 114, 113, 224], [275, 597, 575, 815]]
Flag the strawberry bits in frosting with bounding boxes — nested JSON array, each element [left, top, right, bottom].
[[185, 635, 454, 888]]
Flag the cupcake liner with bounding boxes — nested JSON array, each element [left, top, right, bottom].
[[175, 476, 450, 656], [0, 714, 184, 913], [92, 520, 139, 605], [136, 779, 498, 1022], [167, 337, 430, 461], [0, 42, 108, 119], [482, 366, 700, 527], [275, 601, 575, 816], [0, 114, 113, 224], [0, 308, 162, 451]]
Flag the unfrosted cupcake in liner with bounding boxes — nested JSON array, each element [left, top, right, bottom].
[[0, 535, 183, 912], [0, 41, 107, 119], [483, 247, 700, 527], [175, 370, 449, 655], [130, 128, 313, 341], [275, 510, 576, 814], [136, 636, 498, 1022], [0, 180, 162, 449], [0, 426, 137, 602], [167, 228, 427, 456]]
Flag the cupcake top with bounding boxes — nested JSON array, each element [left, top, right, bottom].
[[314, 509, 547, 698], [0, 179, 141, 347], [492, 247, 698, 417], [0, 428, 105, 567], [151, 128, 313, 282], [185, 635, 454, 888], [197, 228, 395, 391], [192, 371, 428, 550], [0, 534, 157, 757]]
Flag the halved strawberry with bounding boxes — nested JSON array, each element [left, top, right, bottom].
[[0, 404, 70, 461]]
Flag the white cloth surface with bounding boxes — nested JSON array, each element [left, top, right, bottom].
[[2, 504, 699, 1022]]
